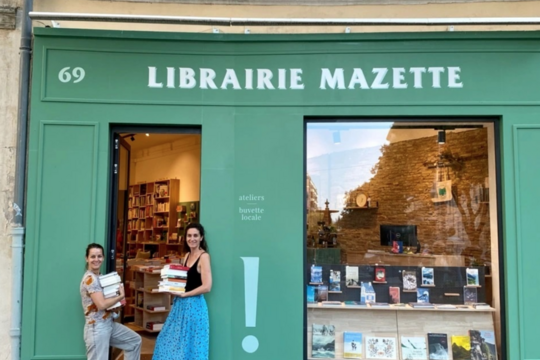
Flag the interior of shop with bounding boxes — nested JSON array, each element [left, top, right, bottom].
[[306, 121, 501, 360], [112, 132, 201, 359]]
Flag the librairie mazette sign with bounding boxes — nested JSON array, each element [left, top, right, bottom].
[[40, 31, 540, 107]]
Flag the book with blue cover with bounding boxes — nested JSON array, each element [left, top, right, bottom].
[[307, 285, 316, 303], [311, 265, 323, 283], [329, 270, 341, 292], [343, 332, 363, 359], [417, 288, 430, 303]]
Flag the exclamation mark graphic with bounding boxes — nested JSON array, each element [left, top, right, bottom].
[[241, 257, 259, 353]]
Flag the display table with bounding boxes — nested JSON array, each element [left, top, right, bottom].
[[307, 303, 495, 360]]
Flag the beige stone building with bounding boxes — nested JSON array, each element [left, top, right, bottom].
[[2, 0, 540, 358]]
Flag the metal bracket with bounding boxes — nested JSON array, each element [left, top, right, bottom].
[[213, 27, 220, 34]]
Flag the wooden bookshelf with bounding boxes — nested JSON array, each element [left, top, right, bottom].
[[127, 179, 180, 258], [130, 270, 170, 333]]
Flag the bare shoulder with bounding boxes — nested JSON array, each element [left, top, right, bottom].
[[201, 252, 211, 261]]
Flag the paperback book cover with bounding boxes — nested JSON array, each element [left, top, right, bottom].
[[401, 336, 428, 360], [403, 270, 418, 292], [417, 288, 430, 303], [421, 267, 435, 286], [316, 285, 329, 302], [451, 335, 471, 360], [312, 324, 335, 358], [389, 287, 401, 304], [466, 268, 480, 286], [464, 287, 478, 304], [329, 270, 341, 292], [307, 285, 316, 303], [360, 282, 376, 305], [346, 266, 360, 287], [375, 267, 386, 282], [343, 332, 363, 359], [427, 333, 449, 360], [469, 330, 497, 360], [365, 336, 397, 359], [311, 265, 323, 283]]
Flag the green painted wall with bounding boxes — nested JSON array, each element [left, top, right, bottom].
[[22, 28, 540, 360]]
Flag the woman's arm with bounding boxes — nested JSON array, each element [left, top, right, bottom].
[[90, 283, 126, 311], [180, 253, 212, 298]]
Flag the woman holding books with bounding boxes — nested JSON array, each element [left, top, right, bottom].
[[80, 243, 142, 360], [153, 223, 212, 360]]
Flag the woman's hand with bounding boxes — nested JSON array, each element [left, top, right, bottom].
[[118, 284, 125, 299]]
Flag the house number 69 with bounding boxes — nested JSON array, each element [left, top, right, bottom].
[[58, 67, 86, 83]]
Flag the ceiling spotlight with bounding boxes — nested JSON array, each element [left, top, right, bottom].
[[146, 133, 150, 137], [130, 135, 135, 142], [438, 130, 446, 144], [333, 131, 341, 145]]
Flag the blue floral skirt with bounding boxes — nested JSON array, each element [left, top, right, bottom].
[[153, 295, 209, 360]]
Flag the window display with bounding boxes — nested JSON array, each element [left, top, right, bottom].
[[306, 121, 500, 360]]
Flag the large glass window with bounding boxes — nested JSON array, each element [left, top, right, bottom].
[[306, 121, 501, 360]]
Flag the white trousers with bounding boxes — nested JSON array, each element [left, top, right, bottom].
[[84, 319, 142, 360]]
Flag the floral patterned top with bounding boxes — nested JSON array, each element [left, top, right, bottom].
[[80, 270, 116, 324]]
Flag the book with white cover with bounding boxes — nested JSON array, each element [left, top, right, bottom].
[[401, 336, 428, 360], [346, 266, 360, 288], [365, 336, 397, 359], [99, 272, 122, 287]]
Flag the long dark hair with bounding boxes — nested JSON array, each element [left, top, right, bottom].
[[183, 223, 208, 253], [85, 243, 104, 269]]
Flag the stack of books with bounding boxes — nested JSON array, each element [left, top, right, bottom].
[[159, 264, 189, 295], [99, 272, 123, 310], [146, 321, 164, 331], [408, 302, 435, 309]]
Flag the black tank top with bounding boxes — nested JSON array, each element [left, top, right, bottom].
[[184, 253, 204, 292]]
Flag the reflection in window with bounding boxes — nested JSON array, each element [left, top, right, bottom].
[[306, 121, 501, 360]]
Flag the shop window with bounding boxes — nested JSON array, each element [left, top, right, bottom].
[[305, 121, 501, 360]]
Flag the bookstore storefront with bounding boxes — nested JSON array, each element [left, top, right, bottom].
[[21, 28, 540, 360]]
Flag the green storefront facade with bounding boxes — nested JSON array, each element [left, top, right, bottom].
[[21, 27, 540, 360]]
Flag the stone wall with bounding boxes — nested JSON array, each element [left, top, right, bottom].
[[0, 1, 21, 356], [337, 129, 491, 266]]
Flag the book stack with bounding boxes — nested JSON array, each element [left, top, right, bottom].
[[159, 264, 189, 295], [99, 272, 123, 310], [146, 305, 166, 311], [146, 321, 164, 331], [408, 302, 435, 309]]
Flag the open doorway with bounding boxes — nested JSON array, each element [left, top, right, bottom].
[[108, 127, 201, 359]]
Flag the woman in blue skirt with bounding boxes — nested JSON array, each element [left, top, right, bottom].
[[153, 223, 212, 360]]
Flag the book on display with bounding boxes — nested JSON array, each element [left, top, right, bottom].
[[343, 332, 363, 359]]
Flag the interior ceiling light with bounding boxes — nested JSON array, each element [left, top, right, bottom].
[[438, 130, 446, 144], [146, 133, 150, 136], [333, 131, 341, 145]]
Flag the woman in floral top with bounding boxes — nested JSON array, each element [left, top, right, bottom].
[[80, 243, 141, 360]]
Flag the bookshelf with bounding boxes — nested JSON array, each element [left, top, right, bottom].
[[129, 270, 171, 332], [127, 179, 180, 258]]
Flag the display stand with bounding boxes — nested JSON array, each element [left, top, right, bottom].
[[128, 270, 171, 332], [307, 305, 495, 360]]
